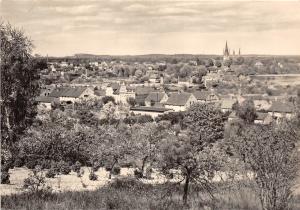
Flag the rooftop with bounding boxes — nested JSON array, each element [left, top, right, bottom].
[[165, 92, 192, 106], [269, 101, 295, 113], [130, 106, 171, 113], [145, 92, 166, 103], [49, 87, 88, 98]]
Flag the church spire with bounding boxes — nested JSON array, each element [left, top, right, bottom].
[[223, 41, 230, 60], [238, 48, 241, 55], [224, 41, 230, 56]]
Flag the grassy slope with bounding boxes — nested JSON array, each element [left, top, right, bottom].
[[3, 178, 300, 210]]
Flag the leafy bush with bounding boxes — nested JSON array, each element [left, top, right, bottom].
[[71, 161, 81, 173], [45, 168, 56, 178], [25, 159, 37, 169], [40, 159, 51, 169], [14, 158, 24, 167], [102, 96, 115, 104], [1, 172, 10, 184], [92, 161, 102, 172], [111, 166, 121, 175], [77, 168, 84, 178], [89, 170, 98, 181], [57, 161, 71, 175], [23, 166, 52, 196], [134, 169, 143, 178], [105, 166, 112, 172]]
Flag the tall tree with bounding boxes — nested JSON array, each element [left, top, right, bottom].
[[233, 99, 257, 124], [1, 23, 40, 167], [159, 103, 226, 204], [232, 123, 299, 210]]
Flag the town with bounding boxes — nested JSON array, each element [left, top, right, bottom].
[[36, 41, 300, 124], [2, 1, 300, 209]]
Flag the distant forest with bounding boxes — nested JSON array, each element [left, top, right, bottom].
[[46, 53, 300, 65]]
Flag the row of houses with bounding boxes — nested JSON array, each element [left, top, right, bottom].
[[36, 84, 297, 122]]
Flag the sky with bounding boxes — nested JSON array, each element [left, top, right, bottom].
[[1, 0, 300, 56]]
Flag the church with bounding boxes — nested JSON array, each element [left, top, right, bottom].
[[223, 41, 241, 60]]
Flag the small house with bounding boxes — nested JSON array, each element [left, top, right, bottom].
[[164, 92, 197, 112]]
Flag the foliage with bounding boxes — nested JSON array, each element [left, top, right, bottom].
[[159, 103, 226, 204], [19, 121, 93, 166], [111, 166, 121, 175], [131, 123, 169, 177], [1, 172, 10, 184], [72, 161, 82, 173], [1, 23, 40, 182], [25, 159, 38, 169], [45, 168, 56, 178], [57, 161, 71, 175], [23, 166, 52, 196], [102, 96, 115, 104], [231, 122, 300, 210], [89, 170, 98, 181], [127, 97, 136, 107], [90, 124, 131, 179], [233, 99, 257, 124]]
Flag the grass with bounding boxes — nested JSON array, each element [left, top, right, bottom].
[[4, 177, 300, 210], [2, 168, 300, 210]]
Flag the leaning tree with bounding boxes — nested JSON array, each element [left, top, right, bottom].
[[1, 22, 40, 181]]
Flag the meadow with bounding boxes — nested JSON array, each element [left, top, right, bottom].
[[2, 167, 300, 210]]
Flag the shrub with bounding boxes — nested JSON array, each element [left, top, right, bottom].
[[45, 168, 56, 178], [57, 161, 71, 175], [71, 161, 81, 173], [23, 166, 52, 196], [102, 96, 115, 104], [1, 172, 10, 184], [105, 166, 112, 172], [109, 178, 151, 191], [92, 161, 102, 172], [50, 162, 60, 174], [89, 170, 98, 181], [25, 159, 37, 169], [134, 169, 143, 178], [111, 166, 121, 175], [14, 158, 24, 167], [119, 162, 133, 168], [77, 168, 84, 177], [40, 159, 51, 169]]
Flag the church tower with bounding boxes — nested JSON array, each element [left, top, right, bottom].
[[223, 41, 230, 60]]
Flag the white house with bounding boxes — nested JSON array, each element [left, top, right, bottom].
[[117, 83, 135, 104], [164, 92, 197, 112], [49, 87, 95, 104], [267, 101, 295, 121], [220, 98, 237, 113], [35, 96, 55, 110]]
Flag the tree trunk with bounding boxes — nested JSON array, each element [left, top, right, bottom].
[[141, 156, 148, 177], [183, 172, 190, 205], [109, 159, 117, 179]]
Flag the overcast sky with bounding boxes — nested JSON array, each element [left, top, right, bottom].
[[1, 0, 300, 56]]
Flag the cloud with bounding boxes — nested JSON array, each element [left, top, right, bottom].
[[123, 3, 147, 12], [1, 0, 300, 55]]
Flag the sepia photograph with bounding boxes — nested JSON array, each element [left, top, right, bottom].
[[1, 0, 300, 209]]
